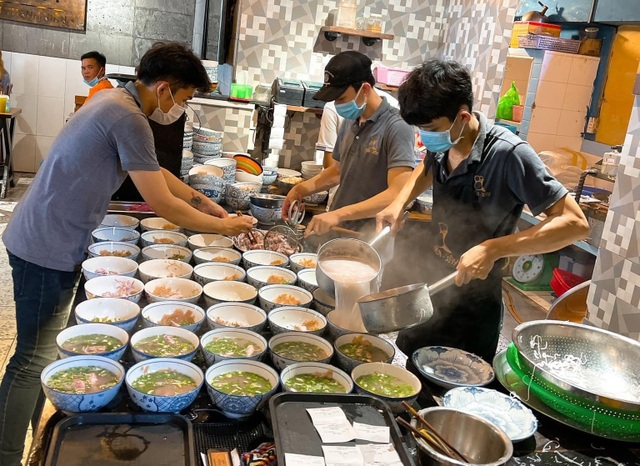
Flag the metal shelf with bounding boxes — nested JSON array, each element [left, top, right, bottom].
[[320, 26, 394, 45]]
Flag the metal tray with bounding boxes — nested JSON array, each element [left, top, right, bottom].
[[44, 413, 196, 466], [107, 201, 154, 215], [269, 393, 415, 465]]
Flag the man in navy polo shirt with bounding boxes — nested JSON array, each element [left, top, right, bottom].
[[377, 59, 589, 362]]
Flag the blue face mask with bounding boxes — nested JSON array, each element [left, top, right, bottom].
[[419, 115, 465, 153], [84, 76, 100, 87], [335, 85, 366, 120]]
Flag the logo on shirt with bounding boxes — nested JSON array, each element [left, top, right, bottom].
[[365, 137, 379, 156], [474, 175, 491, 198], [433, 222, 459, 266]]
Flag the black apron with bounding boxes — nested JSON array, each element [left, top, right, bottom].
[[396, 150, 504, 363]]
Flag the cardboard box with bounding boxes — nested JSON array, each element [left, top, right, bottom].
[[510, 21, 561, 48]]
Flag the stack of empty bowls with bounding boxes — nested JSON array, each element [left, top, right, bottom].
[[188, 164, 226, 204], [192, 127, 223, 164], [183, 124, 193, 150], [181, 150, 194, 184], [204, 158, 237, 203], [301, 161, 323, 179]]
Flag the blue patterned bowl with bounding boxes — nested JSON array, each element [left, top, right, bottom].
[[205, 359, 279, 419], [141, 301, 206, 333], [443, 386, 538, 441], [139, 216, 181, 233], [351, 362, 421, 414], [280, 362, 353, 394], [140, 230, 188, 248], [130, 325, 200, 362], [333, 333, 395, 373], [226, 182, 262, 211], [141, 244, 192, 263], [268, 307, 327, 336], [268, 332, 333, 371], [200, 328, 267, 366], [193, 263, 246, 286], [249, 204, 282, 225], [41, 355, 125, 413], [126, 358, 204, 413], [84, 276, 144, 303], [193, 246, 242, 266], [91, 227, 140, 245], [246, 265, 296, 289], [56, 323, 129, 361], [81, 256, 138, 281], [87, 241, 141, 261], [206, 302, 267, 333], [261, 168, 278, 186], [99, 214, 139, 230], [412, 346, 495, 390], [74, 298, 140, 333], [258, 284, 313, 313]]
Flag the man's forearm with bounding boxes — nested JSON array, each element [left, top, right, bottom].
[[296, 165, 341, 197]]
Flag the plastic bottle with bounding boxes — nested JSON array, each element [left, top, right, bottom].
[[600, 145, 622, 179]]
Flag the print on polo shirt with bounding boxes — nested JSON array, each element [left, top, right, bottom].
[[474, 175, 491, 198], [433, 222, 458, 266], [365, 137, 380, 156]]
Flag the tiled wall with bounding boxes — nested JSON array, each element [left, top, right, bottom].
[[235, 0, 519, 168], [4, 51, 135, 172], [587, 93, 640, 341], [518, 51, 600, 154]]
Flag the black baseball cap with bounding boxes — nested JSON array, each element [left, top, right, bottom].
[[313, 51, 374, 102]]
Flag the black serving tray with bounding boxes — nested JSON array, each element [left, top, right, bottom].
[[269, 393, 416, 466], [43, 413, 196, 466]]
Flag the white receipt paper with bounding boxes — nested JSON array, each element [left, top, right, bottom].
[[322, 445, 364, 466], [353, 422, 389, 443], [306, 407, 357, 443], [284, 452, 326, 466], [357, 443, 403, 465]]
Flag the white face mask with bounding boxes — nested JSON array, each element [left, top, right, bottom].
[[149, 87, 185, 125]]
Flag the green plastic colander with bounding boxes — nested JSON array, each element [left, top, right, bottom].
[[506, 343, 640, 435]]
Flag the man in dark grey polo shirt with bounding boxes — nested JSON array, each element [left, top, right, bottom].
[[377, 59, 589, 362], [282, 51, 415, 235]]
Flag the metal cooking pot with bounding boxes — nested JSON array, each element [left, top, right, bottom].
[[521, 1, 548, 22]]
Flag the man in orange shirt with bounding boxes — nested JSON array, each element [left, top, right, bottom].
[[81, 50, 113, 103]]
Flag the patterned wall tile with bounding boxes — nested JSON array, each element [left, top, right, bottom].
[[586, 251, 624, 328], [188, 104, 253, 153]]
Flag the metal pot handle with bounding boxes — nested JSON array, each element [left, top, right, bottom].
[[428, 271, 457, 295], [369, 211, 410, 247]]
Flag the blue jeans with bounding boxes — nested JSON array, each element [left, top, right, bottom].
[[0, 251, 79, 466]]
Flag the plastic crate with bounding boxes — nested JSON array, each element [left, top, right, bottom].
[[518, 34, 581, 54], [550, 267, 586, 297]]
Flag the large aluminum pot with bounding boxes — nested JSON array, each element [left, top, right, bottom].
[[315, 238, 381, 296], [413, 407, 513, 466]]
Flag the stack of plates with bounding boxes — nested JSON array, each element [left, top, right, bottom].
[[181, 150, 194, 183], [183, 125, 193, 150], [192, 127, 223, 164], [301, 161, 322, 179]]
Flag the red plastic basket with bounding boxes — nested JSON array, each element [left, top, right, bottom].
[[550, 268, 586, 297]]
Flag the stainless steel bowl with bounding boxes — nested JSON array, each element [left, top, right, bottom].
[[249, 193, 286, 209], [412, 407, 513, 466], [316, 238, 381, 295], [513, 320, 640, 412]]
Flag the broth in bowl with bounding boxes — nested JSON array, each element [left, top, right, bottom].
[[135, 335, 195, 357], [131, 369, 197, 396], [47, 366, 119, 394], [209, 371, 272, 396], [61, 334, 123, 354]]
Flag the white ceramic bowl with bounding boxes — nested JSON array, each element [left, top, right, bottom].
[[74, 297, 140, 332], [280, 362, 353, 394], [100, 214, 139, 230], [242, 250, 289, 270], [140, 230, 188, 248], [268, 332, 333, 371], [289, 253, 318, 274], [81, 256, 138, 281], [56, 323, 129, 361], [276, 168, 301, 178], [193, 246, 242, 266], [205, 359, 279, 419], [84, 276, 144, 303], [235, 171, 263, 185], [42, 355, 125, 413], [202, 281, 258, 308], [296, 268, 318, 293], [88, 241, 141, 261], [130, 325, 199, 362], [268, 307, 327, 336], [141, 244, 192, 263], [144, 277, 203, 304], [258, 284, 313, 312], [137, 259, 193, 283], [246, 266, 297, 289], [187, 233, 234, 251], [334, 333, 395, 373], [206, 302, 267, 333], [200, 328, 267, 366], [91, 227, 140, 245], [141, 301, 206, 333], [126, 358, 204, 413], [312, 288, 335, 317], [351, 362, 422, 414], [193, 262, 246, 286], [140, 217, 182, 233]]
